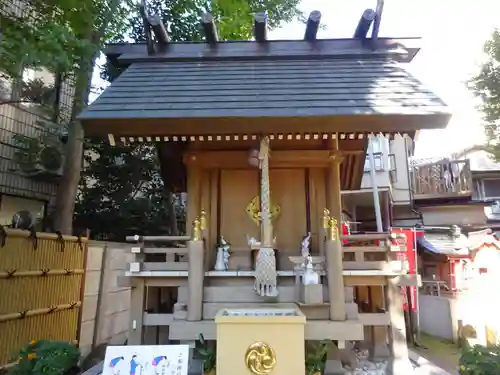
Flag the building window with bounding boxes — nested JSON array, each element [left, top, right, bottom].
[[483, 179, 500, 199], [0, 195, 46, 227], [364, 136, 395, 172]]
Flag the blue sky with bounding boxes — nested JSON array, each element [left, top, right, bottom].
[[270, 0, 500, 157], [92, 0, 500, 157]]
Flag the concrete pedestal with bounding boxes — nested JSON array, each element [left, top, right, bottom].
[[215, 308, 306, 375], [301, 284, 324, 304]]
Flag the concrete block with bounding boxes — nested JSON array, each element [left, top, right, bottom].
[[79, 320, 95, 349], [86, 246, 104, 271], [82, 295, 99, 323], [83, 271, 102, 296], [103, 290, 131, 316], [301, 284, 323, 304]]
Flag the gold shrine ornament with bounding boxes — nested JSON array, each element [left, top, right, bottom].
[[245, 196, 281, 226], [244, 342, 277, 375]]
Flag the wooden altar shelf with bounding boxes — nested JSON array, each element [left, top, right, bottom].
[[124, 269, 415, 279], [141, 315, 364, 341], [142, 312, 390, 328]]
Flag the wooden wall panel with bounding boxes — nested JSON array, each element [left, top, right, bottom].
[[308, 168, 326, 255], [220, 169, 259, 249], [270, 169, 307, 269]]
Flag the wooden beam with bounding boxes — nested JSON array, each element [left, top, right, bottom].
[[148, 15, 170, 45], [354, 9, 376, 39], [304, 10, 322, 41], [201, 13, 218, 44], [106, 37, 422, 64], [126, 235, 190, 242], [182, 150, 359, 169], [253, 12, 268, 42], [139, 0, 154, 55]]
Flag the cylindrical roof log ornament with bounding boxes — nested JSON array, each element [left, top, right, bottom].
[[353, 8, 376, 39], [139, 0, 154, 55], [304, 10, 322, 41], [201, 12, 219, 44], [254, 12, 268, 42], [371, 0, 385, 44], [148, 15, 170, 45]]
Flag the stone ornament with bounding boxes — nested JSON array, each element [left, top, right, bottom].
[[214, 236, 231, 271], [244, 342, 277, 375]]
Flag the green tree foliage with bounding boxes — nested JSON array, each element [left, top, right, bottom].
[[74, 140, 185, 240], [1, 0, 134, 235], [0, 0, 131, 79], [80, 0, 302, 240], [469, 29, 500, 159]]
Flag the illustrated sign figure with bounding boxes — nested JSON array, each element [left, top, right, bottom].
[[108, 356, 125, 375]]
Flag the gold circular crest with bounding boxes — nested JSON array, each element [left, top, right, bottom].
[[244, 342, 276, 375]]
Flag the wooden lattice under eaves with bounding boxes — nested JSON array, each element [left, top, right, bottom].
[[0, 229, 87, 366]]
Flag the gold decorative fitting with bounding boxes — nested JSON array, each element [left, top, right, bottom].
[[244, 342, 277, 375], [322, 208, 331, 229], [323, 208, 338, 241], [192, 217, 202, 241], [200, 210, 207, 231], [246, 196, 281, 226], [328, 218, 338, 241]]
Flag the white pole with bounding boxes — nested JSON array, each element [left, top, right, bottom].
[[368, 134, 383, 232], [413, 227, 421, 340]]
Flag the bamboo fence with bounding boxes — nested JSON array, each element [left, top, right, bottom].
[[0, 228, 88, 366]]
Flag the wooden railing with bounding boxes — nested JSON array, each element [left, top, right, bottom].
[[411, 159, 472, 200], [126, 235, 191, 273], [342, 233, 407, 273]]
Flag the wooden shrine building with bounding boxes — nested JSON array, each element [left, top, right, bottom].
[[78, 5, 450, 374]]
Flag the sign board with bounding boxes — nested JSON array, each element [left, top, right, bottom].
[[102, 345, 189, 375]]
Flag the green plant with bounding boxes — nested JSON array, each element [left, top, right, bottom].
[[305, 340, 331, 375], [8, 340, 80, 375], [196, 333, 216, 374], [459, 344, 500, 375]]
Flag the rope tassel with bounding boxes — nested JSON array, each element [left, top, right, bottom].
[[254, 247, 278, 297]]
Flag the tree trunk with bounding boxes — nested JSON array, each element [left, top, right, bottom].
[[53, 66, 93, 234], [52, 0, 122, 235]]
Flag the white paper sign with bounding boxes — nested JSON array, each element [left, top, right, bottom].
[[102, 345, 189, 375]]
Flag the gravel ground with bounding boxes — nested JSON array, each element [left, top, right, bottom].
[[341, 349, 420, 375]]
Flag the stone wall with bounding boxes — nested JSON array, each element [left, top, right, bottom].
[[80, 242, 132, 357], [418, 294, 457, 342]]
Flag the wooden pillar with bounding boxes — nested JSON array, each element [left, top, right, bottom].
[[186, 163, 201, 238], [325, 137, 346, 320], [325, 239, 346, 320], [371, 286, 390, 358], [128, 279, 146, 344], [186, 239, 205, 321], [386, 277, 413, 374]]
